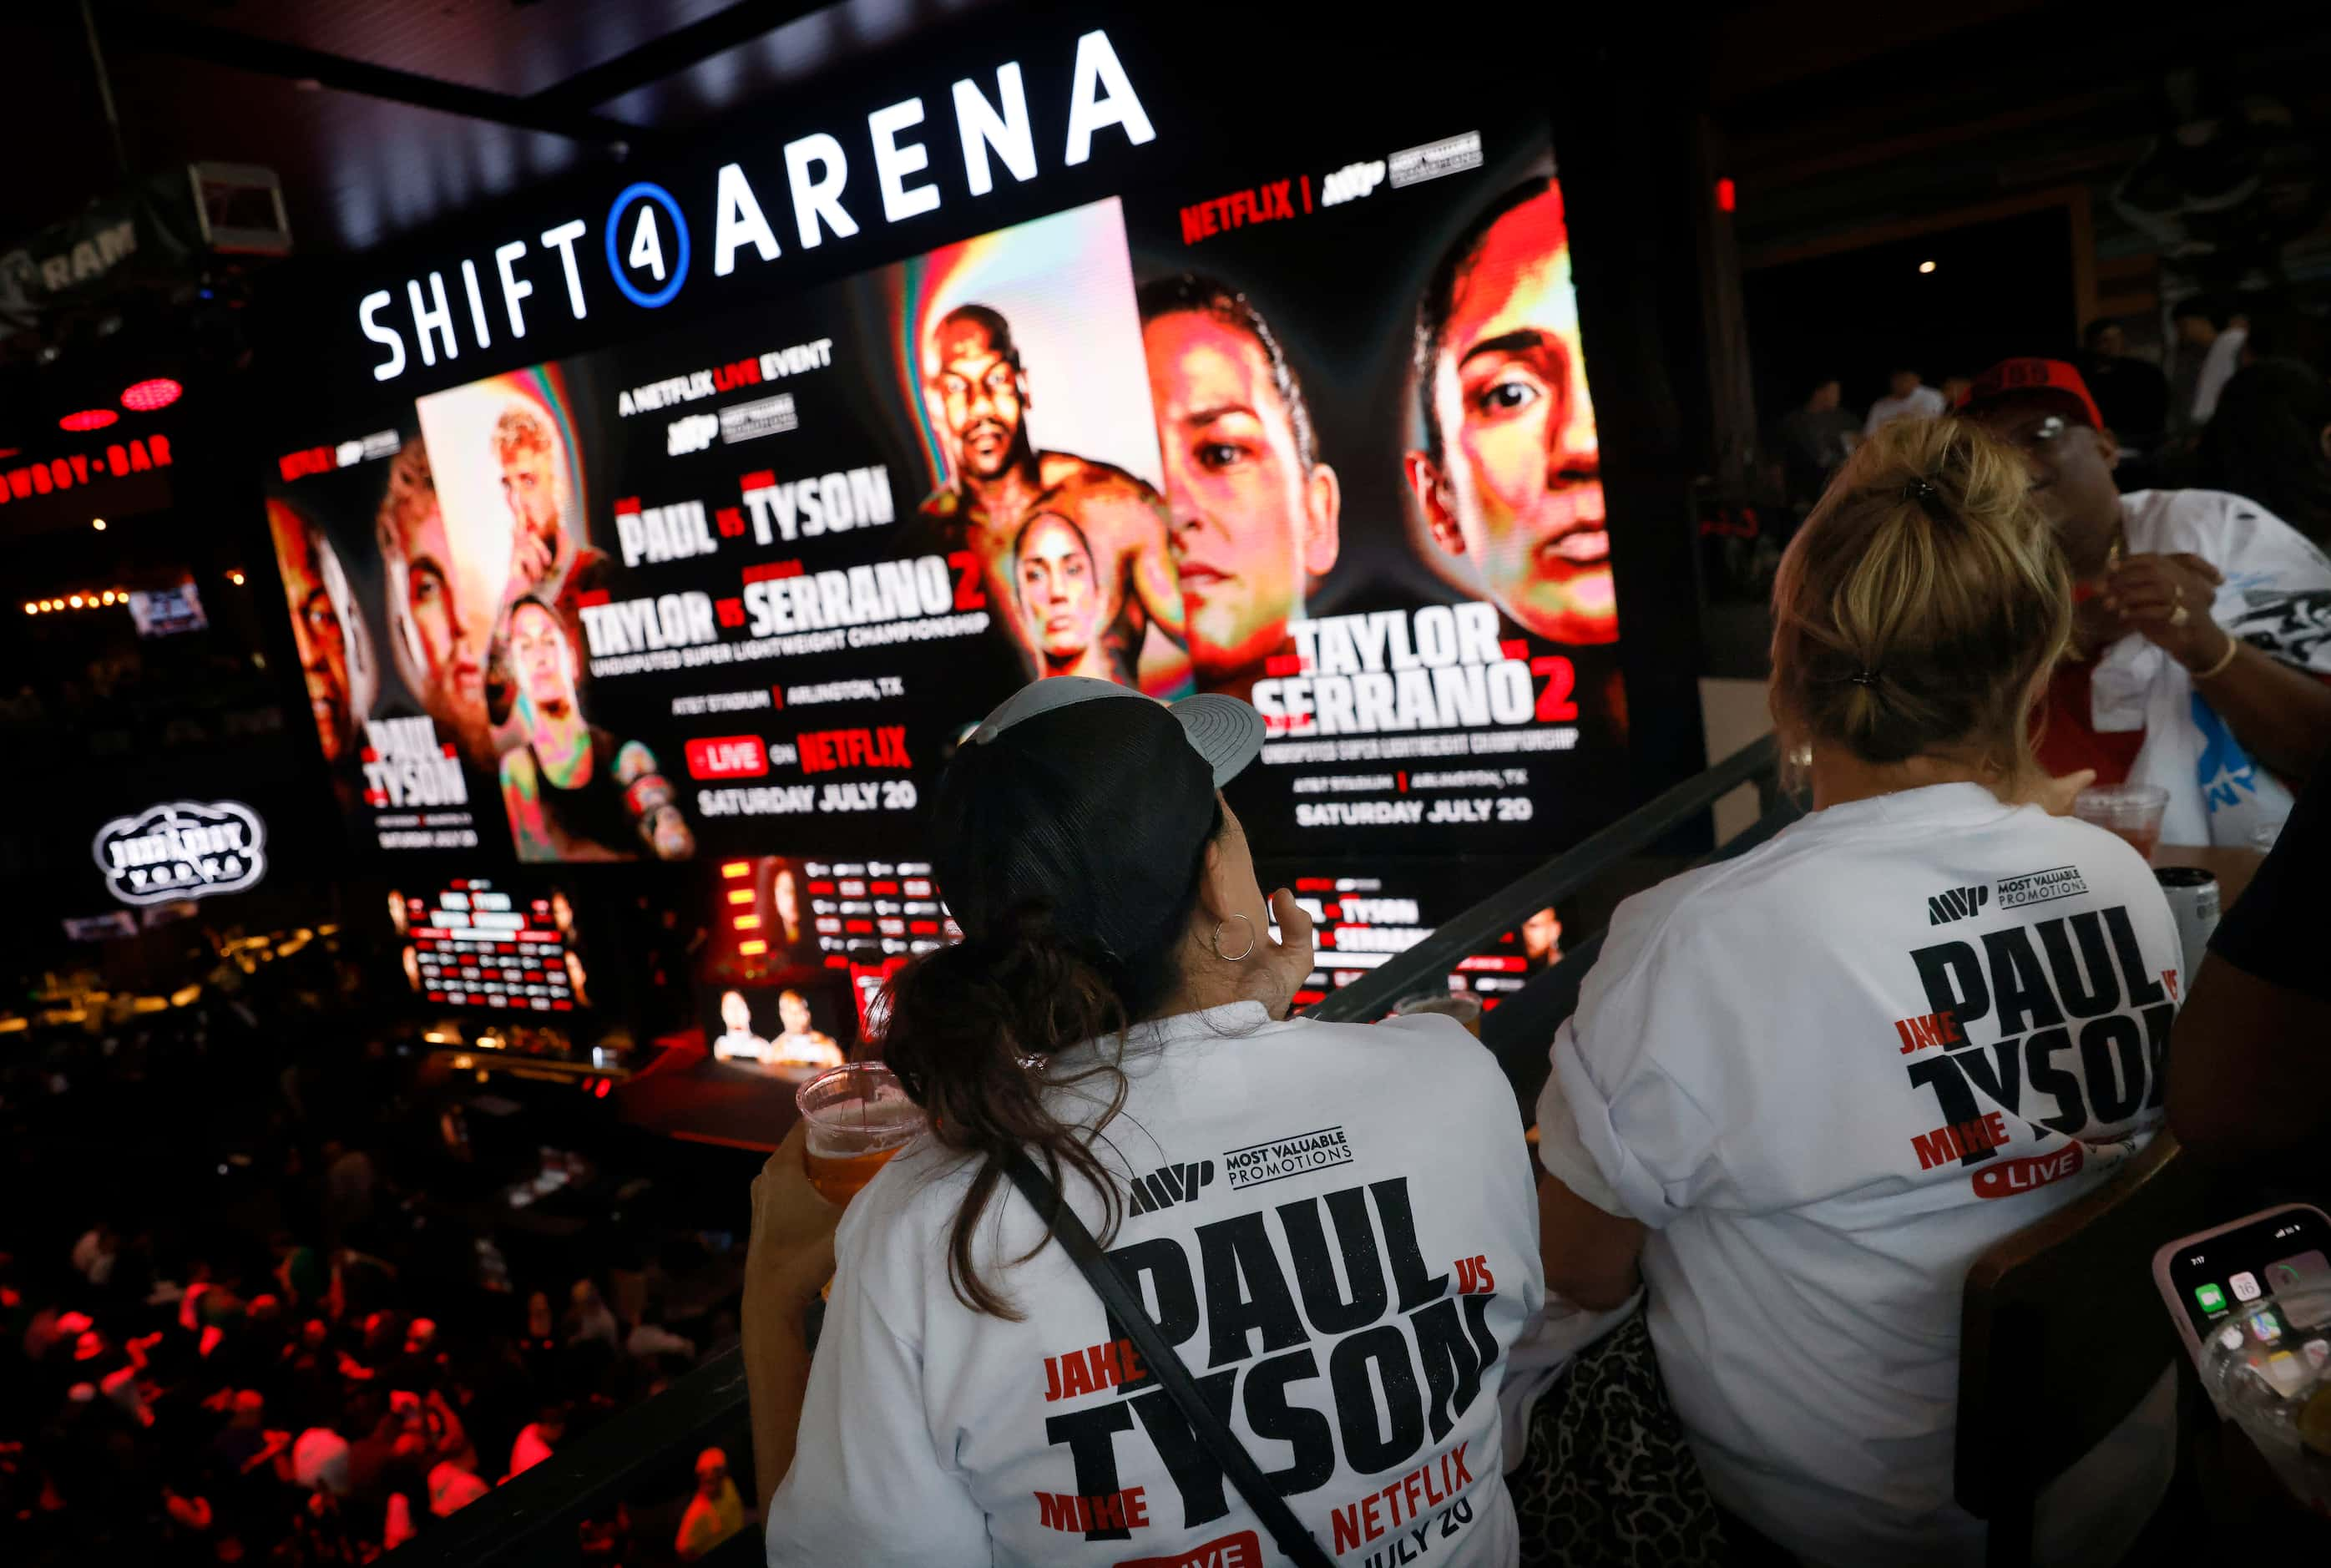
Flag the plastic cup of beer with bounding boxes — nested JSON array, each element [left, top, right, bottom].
[[2202, 1286, 2331, 1514], [795, 1062, 924, 1207], [1392, 990, 1483, 1039], [2072, 783, 2171, 860]]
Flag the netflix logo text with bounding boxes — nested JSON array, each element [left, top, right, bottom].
[[795, 726, 911, 773]]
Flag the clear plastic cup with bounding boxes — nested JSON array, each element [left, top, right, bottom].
[[1392, 990, 1483, 1039], [794, 1062, 925, 1206], [2202, 1285, 2331, 1513], [2072, 783, 2171, 860]]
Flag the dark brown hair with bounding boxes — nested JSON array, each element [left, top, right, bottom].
[[877, 804, 1224, 1318], [1771, 417, 2071, 779]]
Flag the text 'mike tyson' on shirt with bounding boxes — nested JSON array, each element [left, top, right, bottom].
[[1531, 417, 2183, 1566], [751, 676, 1542, 1567]]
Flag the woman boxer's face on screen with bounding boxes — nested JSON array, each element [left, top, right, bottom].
[[1017, 513, 1102, 658], [1145, 311, 1332, 681], [1412, 190, 1615, 646], [510, 603, 573, 715]]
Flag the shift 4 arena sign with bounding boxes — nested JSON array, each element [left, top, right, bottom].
[[94, 800, 268, 905]]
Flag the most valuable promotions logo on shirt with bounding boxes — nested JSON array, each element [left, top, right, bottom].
[[94, 800, 267, 905]]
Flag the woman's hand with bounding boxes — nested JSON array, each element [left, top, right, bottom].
[[1247, 889, 1317, 1020], [2025, 767, 2097, 817], [2106, 552, 2231, 670], [746, 1122, 842, 1315]]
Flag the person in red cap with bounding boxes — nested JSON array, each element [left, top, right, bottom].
[[1959, 358, 2331, 846]]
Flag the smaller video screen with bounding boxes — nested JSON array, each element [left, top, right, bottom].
[[708, 853, 955, 976], [698, 978, 859, 1077], [390, 876, 588, 1011], [128, 577, 208, 638], [1267, 864, 1566, 1014]]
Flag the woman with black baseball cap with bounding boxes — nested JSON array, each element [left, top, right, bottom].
[[746, 677, 1544, 1566]]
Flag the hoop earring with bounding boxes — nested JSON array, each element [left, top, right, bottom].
[[1212, 914, 1257, 962]]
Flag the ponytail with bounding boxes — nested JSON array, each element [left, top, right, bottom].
[[1772, 417, 2071, 782], [879, 803, 1223, 1318]]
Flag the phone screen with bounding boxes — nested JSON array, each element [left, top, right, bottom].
[[2167, 1208, 2331, 1363]]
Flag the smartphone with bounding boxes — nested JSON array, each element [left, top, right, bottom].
[[2153, 1205, 2331, 1383]]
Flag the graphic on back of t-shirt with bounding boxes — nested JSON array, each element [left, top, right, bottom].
[[1030, 1175, 1502, 1561], [2227, 584, 2331, 664], [1896, 897, 2172, 1197]]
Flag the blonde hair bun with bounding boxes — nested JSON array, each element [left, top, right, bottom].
[[1770, 417, 2071, 775]]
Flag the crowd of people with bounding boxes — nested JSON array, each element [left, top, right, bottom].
[[0, 944, 754, 1565], [1775, 301, 2331, 554]]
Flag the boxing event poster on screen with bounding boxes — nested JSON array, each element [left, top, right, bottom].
[[263, 31, 1621, 871]]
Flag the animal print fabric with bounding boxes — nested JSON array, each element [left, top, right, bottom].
[[1508, 1313, 1727, 1568]]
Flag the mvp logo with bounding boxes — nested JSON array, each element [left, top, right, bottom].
[[666, 412, 718, 455], [1320, 159, 1385, 206], [1126, 1159, 1214, 1216], [1928, 884, 1990, 924]]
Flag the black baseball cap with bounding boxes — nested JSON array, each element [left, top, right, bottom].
[[929, 678, 1266, 961]]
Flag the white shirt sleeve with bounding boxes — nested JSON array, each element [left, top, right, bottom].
[[2204, 492, 2331, 675], [1530, 884, 1731, 1227], [1532, 1053, 1628, 1216], [763, 1256, 989, 1567]]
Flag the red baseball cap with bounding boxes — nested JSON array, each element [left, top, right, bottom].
[[1956, 358, 2106, 429]]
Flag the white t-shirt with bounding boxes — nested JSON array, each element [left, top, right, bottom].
[[2092, 488, 2331, 847], [1535, 783, 2182, 1566], [1864, 385, 1947, 434], [765, 1002, 1544, 1567]]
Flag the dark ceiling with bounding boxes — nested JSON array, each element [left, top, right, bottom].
[[9, 0, 995, 258], [8, 0, 2329, 266]]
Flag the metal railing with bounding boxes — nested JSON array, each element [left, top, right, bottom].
[[404, 735, 1798, 1566], [1317, 732, 1796, 1113]]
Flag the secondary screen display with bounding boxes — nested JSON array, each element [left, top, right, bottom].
[[1275, 867, 1565, 1013], [264, 81, 1621, 874], [700, 978, 857, 1072], [392, 877, 585, 1011], [128, 579, 207, 638]]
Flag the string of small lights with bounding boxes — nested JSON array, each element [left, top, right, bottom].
[[24, 589, 131, 615]]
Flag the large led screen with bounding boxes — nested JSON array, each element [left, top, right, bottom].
[[265, 73, 1617, 873]]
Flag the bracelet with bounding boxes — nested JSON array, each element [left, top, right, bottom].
[[2189, 632, 2241, 681]]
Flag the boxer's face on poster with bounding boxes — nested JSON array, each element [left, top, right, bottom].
[[931, 320, 1026, 482], [1415, 190, 1615, 645], [270, 504, 351, 764], [1145, 311, 1323, 679], [1017, 513, 1100, 658], [382, 482, 490, 758], [501, 443, 561, 544], [511, 604, 572, 712], [1522, 904, 1562, 962], [772, 865, 801, 931]]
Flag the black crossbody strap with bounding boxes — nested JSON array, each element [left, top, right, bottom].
[[1004, 1151, 1335, 1568]]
